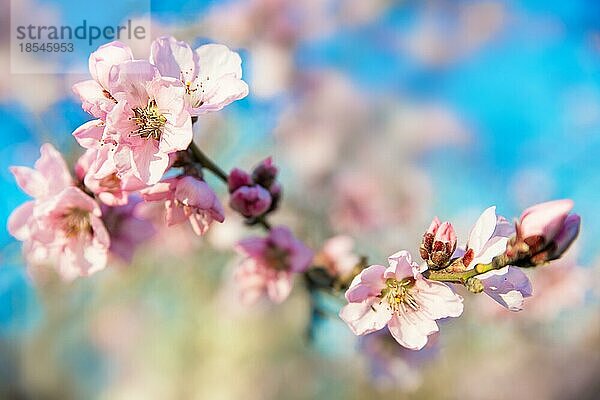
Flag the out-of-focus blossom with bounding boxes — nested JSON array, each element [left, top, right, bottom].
[[359, 330, 439, 390], [8, 144, 110, 280], [340, 251, 463, 350], [227, 158, 280, 218], [105, 60, 193, 184], [75, 148, 146, 206], [419, 218, 457, 269], [72, 41, 133, 119], [150, 36, 248, 115], [229, 186, 272, 218], [507, 200, 580, 266], [234, 226, 313, 304], [101, 197, 156, 263], [459, 206, 532, 311], [314, 236, 360, 278], [143, 175, 224, 236]]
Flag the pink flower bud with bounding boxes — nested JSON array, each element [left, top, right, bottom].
[[508, 199, 580, 266], [518, 199, 573, 248], [228, 168, 253, 193], [230, 186, 272, 217], [419, 217, 441, 261], [420, 217, 457, 268], [252, 157, 278, 189], [548, 214, 580, 260], [430, 222, 457, 267]]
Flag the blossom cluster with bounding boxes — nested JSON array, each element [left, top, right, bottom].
[[6, 37, 582, 356], [9, 36, 249, 279]]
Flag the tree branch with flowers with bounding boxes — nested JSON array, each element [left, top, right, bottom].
[[7, 36, 581, 352]]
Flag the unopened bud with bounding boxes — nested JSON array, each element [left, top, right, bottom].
[[420, 218, 456, 269], [252, 157, 278, 189], [230, 186, 272, 217]]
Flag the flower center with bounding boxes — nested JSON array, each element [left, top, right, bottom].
[[130, 99, 167, 140], [184, 77, 207, 108], [264, 245, 289, 271], [380, 278, 419, 313], [61, 208, 92, 238]]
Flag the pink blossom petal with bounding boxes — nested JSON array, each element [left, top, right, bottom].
[[36, 143, 73, 195], [72, 119, 105, 149], [467, 206, 498, 256], [413, 277, 464, 319], [479, 266, 532, 311], [387, 312, 438, 350], [386, 250, 419, 280], [266, 272, 293, 303], [345, 264, 386, 303], [7, 201, 34, 240], [72, 79, 115, 119], [10, 166, 46, 198], [150, 36, 197, 81], [89, 41, 133, 90], [339, 298, 392, 336]]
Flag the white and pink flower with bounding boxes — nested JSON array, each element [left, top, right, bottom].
[[340, 251, 463, 350], [8, 144, 110, 280], [72, 41, 133, 119], [106, 60, 193, 184], [150, 36, 249, 115], [459, 206, 532, 311]]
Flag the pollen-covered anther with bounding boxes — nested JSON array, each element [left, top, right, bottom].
[[130, 99, 167, 140], [380, 278, 420, 312], [61, 208, 92, 238]]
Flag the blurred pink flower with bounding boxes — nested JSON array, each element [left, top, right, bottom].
[[75, 148, 146, 206], [106, 60, 193, 184], [234, 226, 313, 304], [150, 36, 249, 115], [9, 145, 110, 281], [316, 235, 359, 278], [230, 186, 272, 217], [143, 176, 224, 236], [340, 251, 463, 350], [101, 197, 156, 263], [72, 41, 133, 119]]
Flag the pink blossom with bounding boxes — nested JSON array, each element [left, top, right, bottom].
[[142, 176, 224, 235], [517, 199, 574, 243], [9, 143, 73, 202], [316, 235, 360, 277], [507, 200, 580, 265], [76, 148, 146, 206], [340, 251, 463, 350], [229, 185, 272, 217], [234, 226, 314, 304], [227, 168, 253, 192], [8, 144, 110, 280], [149, 36, 249, 115], [72, 41, 133, 119], [106, 60, 193, 184], [460, 206, 532, 311]]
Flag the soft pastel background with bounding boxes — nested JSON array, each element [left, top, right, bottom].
[[1, 0, 600, 399]]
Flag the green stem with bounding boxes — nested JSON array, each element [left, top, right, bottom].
[[423, 256, 506, 284]]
